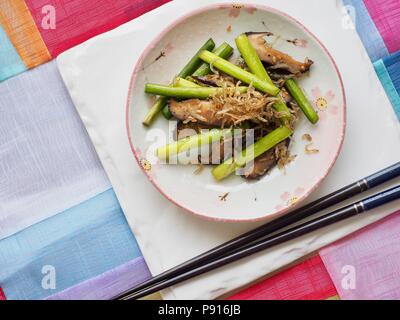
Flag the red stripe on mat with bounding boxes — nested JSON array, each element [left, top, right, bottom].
[[25, 0, 171, 57], [227, 255, 338, 300], [0, 287, 6, 300]]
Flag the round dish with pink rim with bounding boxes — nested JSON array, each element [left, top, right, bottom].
[[126, 3, 346, 222]]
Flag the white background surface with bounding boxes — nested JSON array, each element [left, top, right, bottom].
[[57, 0, 400, 299]]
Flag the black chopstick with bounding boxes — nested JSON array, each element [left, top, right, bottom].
[[122, 184, 400, 300], [113, 162, 400, 300]]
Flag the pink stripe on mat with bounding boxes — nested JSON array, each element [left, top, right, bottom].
[[364, 0, 400, 53], [227, 255, 337, 300], [0, 287, 6, 300], [25, 0, 170, 57], [320, 211, 400, 300]]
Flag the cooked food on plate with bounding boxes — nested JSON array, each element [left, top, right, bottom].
[[143, 33, 319, 181]]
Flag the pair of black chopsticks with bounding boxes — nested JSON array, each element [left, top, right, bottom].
[[113, 162, 400, 300]]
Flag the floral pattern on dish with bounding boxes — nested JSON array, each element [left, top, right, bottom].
[[287, 38, 308, 48], [135, 148, 160, 179], [220, 4, 257, 18], [275, 187, 305, 211], [311, 87, 339, 121]]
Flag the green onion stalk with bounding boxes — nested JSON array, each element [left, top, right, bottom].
[[198, 50, 280, 96], [160, 98, 174, 120], [160, 78, 201, 119], [145, 84, 248, 99], [156, 129, 232, 161], [235, 34, 291, 125], [162, 42, 233, 120], [235, 34, 273, 84], [285, 78, 319, 124], [143, 38, 215, 126], [161, 42, 235, 120], [212, 126, 292, 181], [192, 42, 234, 77], [174, 77, 201, 88]]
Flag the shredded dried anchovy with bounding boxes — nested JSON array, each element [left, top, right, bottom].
[[195, 73, 236, 87], [305, 143, 319, 154], [275, 141, 296, 169], [210, 84, 283, 127], [302, 133, 312, 142], [193, 164, 205, 175]]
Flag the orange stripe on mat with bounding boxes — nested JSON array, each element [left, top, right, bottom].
[[0, 0, 51, 69]]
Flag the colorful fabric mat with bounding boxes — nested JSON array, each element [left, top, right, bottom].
[[342, 0, 389, 61], [320, 211, 400, 300], [0, 188, 147, 300], [0, 60, 111, 240], [0, 0, 167, 300], [0, 287, 6, 300], [0, 0, 51, 69], [384, 51, 400, 92], [374, 56, 400, 119], [319, 55, 400, 298], [364, 0, 400, 54], [54, 0, 400, 300], [227, 256, 338, 300], [238, 0, 400, 301], [0, 26, 26, 81], [25, 0, 171, 57], [313, 0, 400, 301], [343, 0, 400, 59], [47, 257, 150, 300], [0, 0, 399, 301]]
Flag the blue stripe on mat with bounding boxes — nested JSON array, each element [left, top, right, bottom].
[[383, 51, 400, 98], [374, 59, 400, 120], [0, 188, 143, 300], [342, 0, 389, 62], [0, 26, 26, 82]]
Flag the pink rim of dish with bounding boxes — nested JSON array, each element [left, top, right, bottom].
[[125, 2, 347, 222]]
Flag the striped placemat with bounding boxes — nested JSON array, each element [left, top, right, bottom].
[[0, 0, 162, 300], [0, 0, 399, 300], [25, 0, 170, 56]]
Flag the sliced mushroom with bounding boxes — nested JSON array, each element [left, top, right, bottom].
[[243, 149, 276, 180], [174, 121, 236, 165], [191, 76, 218, 87], [191, 74, 236, 87], [169, 99, 234, 127], [243, 138, 291, 180], [199, 138, 235, 165], [246, 32, 313, 76], [175, 122, 214, 141]]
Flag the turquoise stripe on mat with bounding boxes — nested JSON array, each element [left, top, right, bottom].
[[374, 59, 400, 120], [0, 188, 145, 300], [343, 0, 389, 62], [0, 26, 26, 82]]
